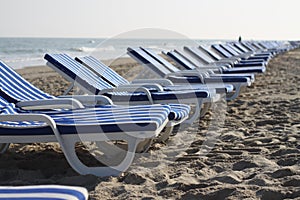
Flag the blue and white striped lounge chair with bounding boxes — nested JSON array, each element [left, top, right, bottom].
[[225, 43, 272, 62], [75, 55, 227, 95], [217, 43, 271, 63], [165, 49, 256, 81], [0, 96, 172, 176], [230, 42, 274, 60], [0, 60, 190, 149], [0, 185, 88, 200], [211, 43, 272, 65], [127, 47, 252, 100], [75, 55, 228, 116], [163, 49, 256, 83], [0, 60, 189, 125], [183, 45, 267, 72], [44, 53, 212, 123], [252, 41, 288, 54]]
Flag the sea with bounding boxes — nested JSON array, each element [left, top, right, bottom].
[[0, 38, 224, 69]]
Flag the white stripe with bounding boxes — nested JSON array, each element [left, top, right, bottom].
[[0, 193, 78, 199], [0, 185, 88, 199]]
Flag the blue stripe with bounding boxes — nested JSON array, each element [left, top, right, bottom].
[[0, 61, 54, 103], [0, 187, 86, 200], [141, 47, 181, 73], [0, 198, 64, 200], [45, 54, 209, 101], [0, 98, 171, 130], [127, 47, 171, 77], [78, 56, 129, 86]]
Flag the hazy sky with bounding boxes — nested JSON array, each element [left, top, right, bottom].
[[1, 0, 300, 40]]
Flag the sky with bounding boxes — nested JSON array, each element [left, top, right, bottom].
[[0, 0, 300, 40]]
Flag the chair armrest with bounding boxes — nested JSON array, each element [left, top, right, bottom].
[[58, 95, 113, 105], [0, 114, 68, 147], [0, 114, 57, 131], [193, 68, 219, 75], [99, 87, 154, 104], [16, 98, 84, 110], [165, 71, 204, 82], [131, 79, 174, 86], [210, 61, 233, 68], [197, 65, 221, 70], [166, 70, 201, 77], [220, 58, 239, 64], [118, 83, 164, 92]]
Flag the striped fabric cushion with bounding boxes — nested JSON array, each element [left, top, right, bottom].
[[38, 104, 189, 121], [0, 58, 190, 121], [141, 47, 181, 73], [76, 56, 129, 87], [45, 54, 112, 93], [0, 59, 190, 123], [45, 54, 209, 100], [127, 47, 172, 77], [0, 96, 170, 133], [168, 104, 190, 121], [212, 44, 232, 58], [0, 61, 54, 103], [0, 97, 46, 128], [0, 185, 88, 200]]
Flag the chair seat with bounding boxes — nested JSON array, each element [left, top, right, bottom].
[[0, 102, 172, 135], [105, 89, 209, 102], [0, 122, 160, 135], [224, 66, 266, 73], [0, 59, 191, 124], [205, 76, 250, 83], [163, 84, 234, 93], [41, 104, 190, 121]]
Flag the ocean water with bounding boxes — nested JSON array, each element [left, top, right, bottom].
[[0, 38, 222, 69]]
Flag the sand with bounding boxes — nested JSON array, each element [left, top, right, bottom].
[[1, 49, 300, 199]]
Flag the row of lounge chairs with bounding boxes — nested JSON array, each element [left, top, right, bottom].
[[0, 40, 298, 199]]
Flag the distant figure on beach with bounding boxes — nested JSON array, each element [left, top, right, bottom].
[[238, 36, 242, 42]]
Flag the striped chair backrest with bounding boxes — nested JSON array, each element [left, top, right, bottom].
[[220, 44, 239, 56], [0, 60, 54, 103], [44, 54, 114, 94], [141, 47, 181, 73], [165, 50, 196, 70], [199, 45, 223, 61], [232, 42, 249, 53], [211, 44, 233, 58], [76, 56, 129, 87], [183, 46, 215, 64], [127, 47, 172, 77], [0, 96, 47, 128]]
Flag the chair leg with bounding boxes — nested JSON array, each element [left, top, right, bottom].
[[183, 99, 203, 124], [156, 126, 174, 143], [200, 103, 212, 117], [226, 84, 242, 101], [59, 137, 141, 177], [133, 138, 153, 153], [0, 143, 10, 154], [63, 82, 75, 95], [94, 141, 125, 157]]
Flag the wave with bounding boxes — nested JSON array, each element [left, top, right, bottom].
[[69, 46, 116, 53], [3, 57, 45, 69], [69, 47, 96, 52]]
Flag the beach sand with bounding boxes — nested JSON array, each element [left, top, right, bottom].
[[1, 49, 300, 199]]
